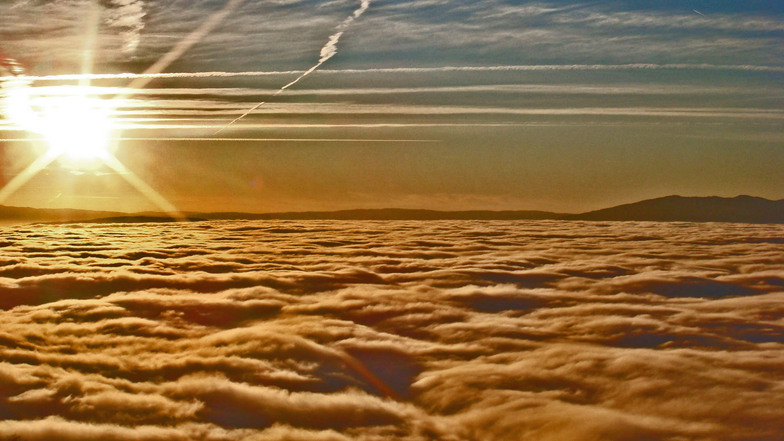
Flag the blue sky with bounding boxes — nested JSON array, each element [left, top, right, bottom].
[[0, 0, 782, 213]]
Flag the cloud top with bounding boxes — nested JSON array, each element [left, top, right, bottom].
[[0, 220, 782, 439]]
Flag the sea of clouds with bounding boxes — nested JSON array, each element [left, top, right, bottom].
[[0, 220, 782, 440]]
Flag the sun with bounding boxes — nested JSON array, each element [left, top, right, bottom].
[[35, 88, 116, 164], [0, 80, 183, 219], [3, 83, 117, 167]]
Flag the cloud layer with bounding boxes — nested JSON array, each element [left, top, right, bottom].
[[0, 220, 782, 440], [1, 1, 782, 214]]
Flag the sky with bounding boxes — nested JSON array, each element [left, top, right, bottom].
[[0, 0, 783, 213]]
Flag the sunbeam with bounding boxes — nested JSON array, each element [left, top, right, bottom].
[[80, 0, 101, 88], [0, 148, 60, 205], [123, 0, 246, 93], [98, 151, 186, 221]]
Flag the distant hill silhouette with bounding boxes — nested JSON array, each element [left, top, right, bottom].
[[569, 195, 784, 224], [195, 208, 558, 221], [74, 215, 208, 224], [2, 195, 782, 224], [0, 205, 121, 223]]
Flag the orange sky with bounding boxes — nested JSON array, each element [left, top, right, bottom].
[[1, 0, 783, 213]]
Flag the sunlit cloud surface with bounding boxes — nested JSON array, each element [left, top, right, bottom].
[[0, 220, 782, 440]]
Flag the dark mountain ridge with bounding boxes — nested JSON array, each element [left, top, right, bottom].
[[570, 195, 783, 224], [0, 205, 122, 223], [2, 195, 782, 224], [195, 208, 558, 221]]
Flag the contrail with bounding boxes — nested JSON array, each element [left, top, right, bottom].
[[11, 71, 300, 82], [0, 137, 439, 143], [124, 0, 246, 92], [12, 62, 784, 83], [107, 137, 438, 143], [80, 0, 101, 88], [318, 0, 371, 63], [215, 0, 372, 134], [323, 63, 784, 74]]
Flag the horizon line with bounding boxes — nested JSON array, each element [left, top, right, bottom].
[[1, 193, 781, 218]]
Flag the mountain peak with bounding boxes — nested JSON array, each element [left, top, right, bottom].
[[574, 195, 783, 223]]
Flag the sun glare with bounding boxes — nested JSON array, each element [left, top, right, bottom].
[[36, 90, 115, 164], [3, 83, 117, 167], [0, 81, 184, 218]]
